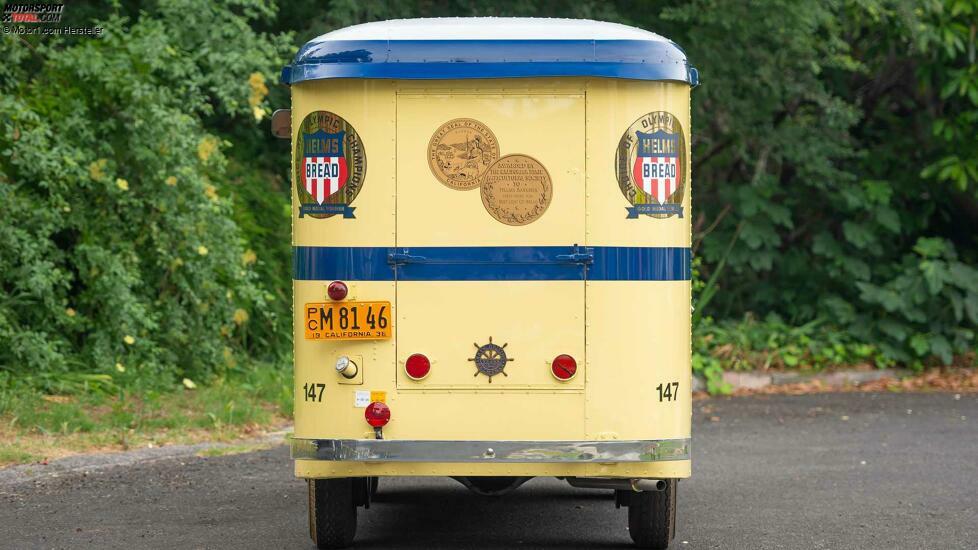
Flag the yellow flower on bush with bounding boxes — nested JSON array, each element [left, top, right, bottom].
[[241, 249, 257, 265], [116, 178, 129, 191], [123, 335, 135, 345], [248, 72, 268, 107], [249, 72, 269, 121], [115, 363, 126, 373], [197, 136, 219, 162], [197, 245, 209, 256], [165, 176, 177, 186], [233, 308, 250, 325], [65, 307, 76, 317], [205, 184, 218, 201], [89, 158, 107, 181]]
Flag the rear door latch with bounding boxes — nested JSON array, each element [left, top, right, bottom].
[[555, 245, 594, 265], [387, 250, 427, 265]]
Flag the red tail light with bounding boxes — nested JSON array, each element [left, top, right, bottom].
[[327, 280, 348, 301], [405, 353, 431, 380], [551, 354, 577, 381], [364, 402, 390, 427]]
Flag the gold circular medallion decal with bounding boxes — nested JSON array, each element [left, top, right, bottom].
[[428, 118, 500, 190], [293, 110, 366, 219], [615, 111, 686, 219], [480, 154, 552, 226]]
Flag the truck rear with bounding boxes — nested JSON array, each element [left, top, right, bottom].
[[282, 17, 696, 549]]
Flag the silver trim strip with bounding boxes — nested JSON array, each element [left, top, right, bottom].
[[290, 438, 690, 463]]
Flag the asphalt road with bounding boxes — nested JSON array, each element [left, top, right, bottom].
[[1, 392, 975, 549]]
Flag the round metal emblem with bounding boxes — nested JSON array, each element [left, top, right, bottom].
[[294, 110, 366, 219], [615, 111, 687, 219], [428, 118, 500, 190], [480, 154, 553, 226], [468, 337, 513, 382]]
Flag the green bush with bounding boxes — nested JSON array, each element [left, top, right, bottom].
[[0, 1, 293, 394], [853, 238, 978, 366]]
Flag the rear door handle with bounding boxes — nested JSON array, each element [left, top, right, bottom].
[[555, 246, 594, 265], [388, 250, 427, 265]]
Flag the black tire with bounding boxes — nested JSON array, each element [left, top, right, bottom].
[[352, 477, 371, 508], [308, 478, 357, 549], [627, 479, 677, 549]]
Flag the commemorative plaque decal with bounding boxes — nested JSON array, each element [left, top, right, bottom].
[[428, 118, 500, 191], [615, 111, 686, 219], [294, 110, 366, 219], [469, 337, 513, 383], [480, 154, 552, 226]]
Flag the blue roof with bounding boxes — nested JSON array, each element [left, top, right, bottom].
[[282, 18, 697, 86]]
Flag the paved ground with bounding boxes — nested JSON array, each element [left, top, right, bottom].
[[1, 392, 975, 549]]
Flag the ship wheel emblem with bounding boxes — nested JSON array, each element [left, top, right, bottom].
[[469, 337, 514, 382]]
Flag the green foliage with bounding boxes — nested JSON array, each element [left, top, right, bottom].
[[0, 1, 293, 393], [916, 0, 978, 194], [853, 237, 978, 366], [654, 0, 978, 365], [696, 314, 886, 372]]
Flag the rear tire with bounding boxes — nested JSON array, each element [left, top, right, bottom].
[[627, 479, 677, 549], [308, 478, 357, 549]]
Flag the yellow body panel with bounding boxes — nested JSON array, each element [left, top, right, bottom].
[[395, 88, 585, 247], [292, 78, 691, 479], [292, 80, 396, 248], [585, 281, 692, 441], [584, 79, 691, 248], [395, 282, 585, 391]]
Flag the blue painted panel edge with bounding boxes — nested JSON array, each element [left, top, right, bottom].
[[293, 246, 690, 282], [281, 39, 694, 85]]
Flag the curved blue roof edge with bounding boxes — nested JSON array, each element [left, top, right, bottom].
[[281, 39, 697, 85]]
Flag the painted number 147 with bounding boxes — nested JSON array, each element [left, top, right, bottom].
[[656, 381, 679, 402], [303, 382, 325, 402]]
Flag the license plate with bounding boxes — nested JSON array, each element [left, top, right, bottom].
[[303, 301, 392, 340]]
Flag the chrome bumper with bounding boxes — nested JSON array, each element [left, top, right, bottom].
[[290, 438, 690, 463]]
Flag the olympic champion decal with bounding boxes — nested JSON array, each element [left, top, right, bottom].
[[615, 111, 687, 219], [294, 110, 366, 219]]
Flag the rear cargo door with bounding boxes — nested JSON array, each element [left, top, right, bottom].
[[395, 91, 585, 390]]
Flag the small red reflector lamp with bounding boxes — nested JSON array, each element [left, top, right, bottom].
[[551, 354, 577, 381], [405, 353, 431, 380], [327, 280, 348, 301], [364, 402, 390, 428]]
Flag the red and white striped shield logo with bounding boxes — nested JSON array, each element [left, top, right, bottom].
[[301, 131, 349, 205], [633, 130, 681, 203]]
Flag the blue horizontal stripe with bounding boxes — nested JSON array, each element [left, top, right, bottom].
[[589, 246, 690, 281], [283, 39, 694, 84], [293, 246, 690, 282]]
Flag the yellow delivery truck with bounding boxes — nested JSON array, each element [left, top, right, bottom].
[[277, 17, 697, 549]]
